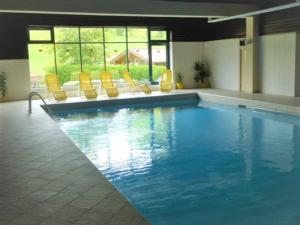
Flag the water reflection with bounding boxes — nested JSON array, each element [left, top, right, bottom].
[[59, 106, 176, 179], [56, 102, 300, 225]]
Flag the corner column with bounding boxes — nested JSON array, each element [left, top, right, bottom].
[[241, 16, 259, 93]]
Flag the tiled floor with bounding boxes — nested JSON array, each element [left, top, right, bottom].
[[1, 88, 300, 225], [0, 100, 149, 225]]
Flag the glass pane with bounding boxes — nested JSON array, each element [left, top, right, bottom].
[[29, 30, 52, 42], [55, 44, 81, 86], [150, 30, 167, 40], [151, 45, 167, 81], [105, 43, 127, 79], [81, 44, 105, 80], [104, 27, 126, 42], [127, 28, 148, 42], [128, 43, 149, 81], [54, 27, 79, 43], [28, 44, 55, 88], [80, 27, 103, 42]]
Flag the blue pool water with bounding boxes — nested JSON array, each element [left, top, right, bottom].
[[53, 100, 300, 225]]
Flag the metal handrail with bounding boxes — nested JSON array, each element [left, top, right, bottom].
[[28, 92, 51, 114]]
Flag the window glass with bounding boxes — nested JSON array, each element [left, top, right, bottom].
[[150, 30, 167, 40], [80, 27, 103, 42], [54, 27, 79, 43], [29, 29, 52, 42], [55, 44, 81, 85], [28, 44, 55, 88], [29, 26, 170, 91], [104, 27, 126, 42], [81, 43, 105, 79], [128, 43, 149, 81], [127, 28, 148, 42], [151, 45, 167, 81], [105, 43, 127, 79]]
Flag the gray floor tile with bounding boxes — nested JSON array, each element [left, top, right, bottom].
[[49, 205, 87, 223], [7, 215, 45, 225], [27, 202, 62, 217], [39, 218, 73, 225], [0, 100, 150, 225]]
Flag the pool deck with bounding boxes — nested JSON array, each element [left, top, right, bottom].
[[1, 88, 300, 225], [0, 100, 149, 224]]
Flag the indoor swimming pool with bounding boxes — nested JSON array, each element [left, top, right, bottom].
[[52, 99, 300, 225]]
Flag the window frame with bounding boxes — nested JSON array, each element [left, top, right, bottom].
[[148, 27, 170, 84], [149, 28, 168, 41], [27, 26, 54, 44], [27, 25, 170, 86]]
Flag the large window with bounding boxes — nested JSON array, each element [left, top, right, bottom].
[[28, 26, 169, 89]]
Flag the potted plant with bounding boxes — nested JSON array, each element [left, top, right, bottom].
[[0, 72, 8, 102], [176, 72, 184, 89], [194, 62, 210, 88]]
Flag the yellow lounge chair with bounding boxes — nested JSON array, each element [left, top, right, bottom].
[[122, 71, 152, 94], [79, 72, 98, 99], [99, 72, 119, 97], [160, 69, 173, 92], [45, 74, 67, 100]]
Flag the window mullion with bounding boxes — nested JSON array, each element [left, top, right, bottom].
[[103, 27, 107, 72], [125, 27, 129, 72], [79, 27, 83, 72]]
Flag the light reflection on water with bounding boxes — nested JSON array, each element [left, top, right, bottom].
[[54, 101, 300, 225]]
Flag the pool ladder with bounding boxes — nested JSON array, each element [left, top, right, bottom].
[[28, 92, 51, 114]]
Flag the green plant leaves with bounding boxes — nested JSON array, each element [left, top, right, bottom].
[[0, 72, 7, 97]]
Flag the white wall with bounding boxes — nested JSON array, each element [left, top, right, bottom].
[[295, 32, 300, 96], [259, 33, 297, 96], [172, 34, 300, 96], [204, 38, 240, 91], [0, 59, 30, 101], [172, 42, 204, 88]]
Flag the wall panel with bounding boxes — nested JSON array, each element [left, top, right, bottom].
[[0, 59, 30, 100], [204, 38, 240, 91], [259, 33, 296, 96], [172, 42, 204, 88], [295, 32, 300, 97], [260, 8, 300, 35]]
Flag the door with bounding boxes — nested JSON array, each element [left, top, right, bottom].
[[150, 43, 168, 83]]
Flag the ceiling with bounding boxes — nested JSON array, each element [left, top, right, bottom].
[[155, 0, 295, 7], [1, 0, 295, 18], [0, 0, 259, 18]]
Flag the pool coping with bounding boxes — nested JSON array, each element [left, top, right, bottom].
[[197, 91, 300, 116], [44, 92, 199, 112], [44, 89, 300, 116]]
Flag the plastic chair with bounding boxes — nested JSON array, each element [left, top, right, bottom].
[[160, 69, 173, 92], [99, 72, 119, 97], [45, 74, 67, 100], [122, 71, 152, 94], [79, 72, 98, 99]]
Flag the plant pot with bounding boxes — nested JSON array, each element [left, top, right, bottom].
[[0, 96, 8, 102], [199, 80, 210, 88], [176, 83, 184, 89]]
